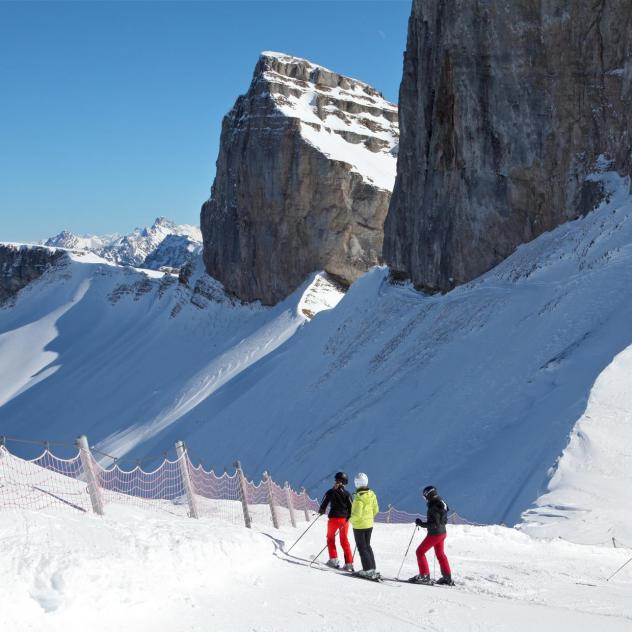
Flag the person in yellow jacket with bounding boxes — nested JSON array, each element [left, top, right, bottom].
[[350, 472, 380, 579]]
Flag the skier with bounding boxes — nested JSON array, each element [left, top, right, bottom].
[[318, 471, 354, 571], [409, 485, 454, 586], [350, 472, 380, 579]]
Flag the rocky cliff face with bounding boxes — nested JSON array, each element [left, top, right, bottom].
[[0, 244, 65, 304], [384, 0, 632, 292], [201, 52, 398, 305]]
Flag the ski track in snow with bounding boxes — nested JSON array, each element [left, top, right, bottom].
[[0, 503, 630, 631]]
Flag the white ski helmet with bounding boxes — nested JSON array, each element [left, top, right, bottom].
[[354, 472, 369, 488]]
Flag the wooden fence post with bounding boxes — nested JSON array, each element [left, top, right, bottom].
[[284, 481, 297, 528], [76, 435, 104, 516], [263, 471, 280, 529], [300, 487, 311, 521], [175, 441, 199, 519], [233, 460, 252, 529]]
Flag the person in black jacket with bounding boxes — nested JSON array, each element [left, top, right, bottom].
[[408, 485, 454, 585], [318, 471, 354, 570]]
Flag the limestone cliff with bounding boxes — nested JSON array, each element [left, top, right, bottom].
[[384, 0, 632, 291], [201, 52, 398, 305], [0, 245, 65, 304]]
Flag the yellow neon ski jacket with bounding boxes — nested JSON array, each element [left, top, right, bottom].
[[350, 489, 379, 529]]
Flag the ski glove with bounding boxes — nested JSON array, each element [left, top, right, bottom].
[[415, 518, 426, 528]]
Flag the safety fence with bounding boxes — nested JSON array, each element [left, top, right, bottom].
[[0, 436, 319, 529], [0, 435, 479, 529]]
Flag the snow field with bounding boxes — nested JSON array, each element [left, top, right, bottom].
[[1, 502, 630, 632], [0, 249, 342, 463], [521, 341, 632, 547]]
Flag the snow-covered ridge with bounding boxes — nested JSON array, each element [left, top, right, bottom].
[[521, 342, 632, 547], [0, 252, 344, 461], [44, 217, 203, 270], [257, 52, 399, 191]]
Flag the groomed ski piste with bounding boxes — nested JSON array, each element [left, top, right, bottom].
[[1, 495, 630, 631]]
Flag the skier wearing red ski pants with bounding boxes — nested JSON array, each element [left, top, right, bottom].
[[326, 517, 353, 563], [409, 485, 454, 585], [318, 472, 354, 568], [415, 533, 451, 576]]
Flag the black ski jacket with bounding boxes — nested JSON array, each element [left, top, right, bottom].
[[319, 486, 353, 519], [420, 495, 449, 535]]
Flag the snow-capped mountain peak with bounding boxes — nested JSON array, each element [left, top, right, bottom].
[[257, 51, 399, 191], [43, 218, 203, 271]]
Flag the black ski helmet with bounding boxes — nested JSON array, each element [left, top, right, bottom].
[[335, 471, 349, 485], [422, 485, 437, 499]]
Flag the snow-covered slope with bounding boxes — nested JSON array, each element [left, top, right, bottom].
[[153, 172, 632, 537], [4, 173, 632, 542], [520, 342, 632, 547], [2, 501, 630, 631], [44, 217, 203, 270], [0, 251, 343, 460]]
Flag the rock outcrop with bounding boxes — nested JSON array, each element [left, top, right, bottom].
[[201, 52, 398, 305], [384, 0, 632, 292], [0, 244, 65, 304]]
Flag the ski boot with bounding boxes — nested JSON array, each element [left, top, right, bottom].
[[408, 574, 433, 585], [326, 558, 340, 569], [343, 563, 354, 572], [435, 575, 455, 586]]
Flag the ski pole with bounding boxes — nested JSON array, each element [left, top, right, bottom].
[[286, 514, 322, 554], [396, 524, 419, 580], [606, 556, 632, 582]]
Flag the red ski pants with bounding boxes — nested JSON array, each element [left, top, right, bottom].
[[326, 517, 353, 563], [416, 533, 451, 577]]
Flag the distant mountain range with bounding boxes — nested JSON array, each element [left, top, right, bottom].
[[43, 217, 202, 271]]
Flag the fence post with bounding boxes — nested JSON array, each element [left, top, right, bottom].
[[233, 460, 252, 529], [263, 471, 280, 529], [387, 504, 392, 524], [76, 435, 104, 516], [300, 487, 311, 521], [175, 441, 199, 519], [285, 481, 297, 528]]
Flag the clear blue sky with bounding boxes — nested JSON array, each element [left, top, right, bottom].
[[0, 1, 411, 242]]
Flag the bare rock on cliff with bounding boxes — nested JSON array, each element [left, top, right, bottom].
[[0, 244, 66, 305], [201, 52, 398, 305], [384, 0, 632, 292]]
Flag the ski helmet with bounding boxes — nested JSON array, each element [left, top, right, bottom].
[[354, 472, 369, 489], [422, 485, 437, 499], [334, 471, 349, 485]]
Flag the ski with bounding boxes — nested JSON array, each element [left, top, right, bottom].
[[383, 576, 460, 588], [348, 572, 400, 587], [351, 572, 382, 583]]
